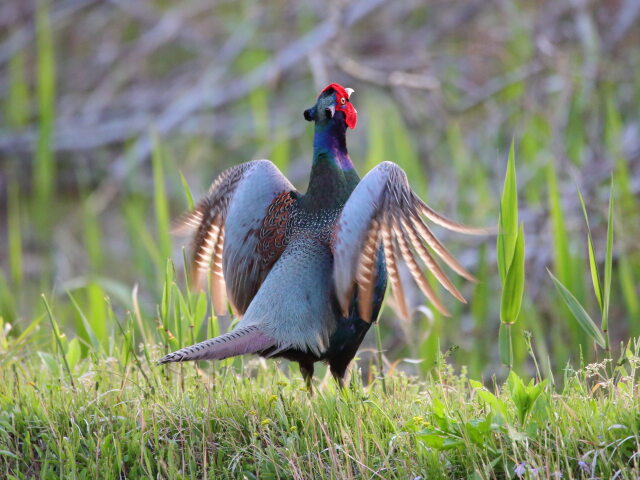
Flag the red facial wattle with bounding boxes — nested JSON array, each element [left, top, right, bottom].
[[321, 83, 358, 129]]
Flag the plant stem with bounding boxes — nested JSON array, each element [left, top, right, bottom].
[[499, 322, 513, 370], [374, 321, 387, 395], [42, 295, 76, 390]]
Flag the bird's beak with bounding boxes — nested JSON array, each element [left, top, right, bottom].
[[303, 106, 317, 121], [345, 88, 354, 98]]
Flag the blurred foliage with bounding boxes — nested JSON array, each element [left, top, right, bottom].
[[0, 0, 639, 379]]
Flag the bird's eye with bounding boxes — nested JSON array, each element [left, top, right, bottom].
[[340, 97, 346, 105]]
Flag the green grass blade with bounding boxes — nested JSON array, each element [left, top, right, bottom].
[[577, 188, 602, 311], [14, 313, 45, 345], [179, 170, 195, 211], [546, 161, 571, 286], [7, 52, 29, 128], [152, 134, 171, 263], [470, 244, 489, 375], [41, 295, 76, 389], [618, 249, 639, 330], [547, 270, 605, 348], [601, 178, 614, 347], [67, 291, 102, 353], [500, 224, 525, 325], [34, 0, 56, 233], [0, 273, 17, 324], [7, 180, 23, 287], [497, 140, 518, 284], [83, 203, 104, 272]]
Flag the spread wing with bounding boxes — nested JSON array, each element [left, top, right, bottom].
[[174, 160, 296, 316], [333, 161, 487, 321]]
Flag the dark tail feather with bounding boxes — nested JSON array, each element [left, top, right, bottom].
[[157, 325, 275, 364]]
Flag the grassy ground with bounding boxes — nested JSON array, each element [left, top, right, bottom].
[[1, 338, 639, 479], [1, 2, 640, 478], [2, 0, 640, 378]]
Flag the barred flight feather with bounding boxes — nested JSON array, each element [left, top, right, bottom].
[[413, 193, 490, 235], [171, 207, 204, 235], [191, 216, 222, 290], [211, 227, 227, 316], [399, 216, 466, 303], [393, 216, 451, 315], [409, 208, 476, 282], [355, 218, 381, 322], [380, 210, 409, 320]]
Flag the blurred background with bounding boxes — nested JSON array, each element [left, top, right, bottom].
[[0, 0, 639, 380]]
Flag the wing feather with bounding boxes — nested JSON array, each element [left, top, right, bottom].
[[355, 219, 381, 322], [409, 208, 476, 282], [192, 217, 222, 289], [176, 160, 296, 314], [380, 210, 409, 320], [413, 193, 491, 235], [210, 227, 227, 316], [333, 161, 487, 321], [394, 216, 453, 315], [400, 216, 465, 303], [172, 208, 205, 236]]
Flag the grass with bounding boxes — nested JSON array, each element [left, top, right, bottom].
[[1, 2, 640, 478], [1, 332, 639, 479]]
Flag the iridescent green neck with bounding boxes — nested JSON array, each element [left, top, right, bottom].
[[303, 121, 358, 210], [312, 121, 354, 171]]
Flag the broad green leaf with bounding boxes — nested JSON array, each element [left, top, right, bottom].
[[548, 270, 605, 348], [416, 431, 463, 450], [577, 188, 602, 310], [37, 351, 60, 376], [500, 224, 525, 324], [469, 379, 483, 389], [497, 140, 518, 283], [65, 338, 81, 370], [470, 381, 509, 421], [507, 372, 547, 425]]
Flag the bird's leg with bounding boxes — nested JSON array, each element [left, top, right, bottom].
[[330, 365, 348, 390], [299, 362, 314, 395]]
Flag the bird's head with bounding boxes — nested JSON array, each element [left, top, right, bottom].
[[304, 83, 357, 130]]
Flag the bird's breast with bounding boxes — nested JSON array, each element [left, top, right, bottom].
[[237, 237, 339, 356]]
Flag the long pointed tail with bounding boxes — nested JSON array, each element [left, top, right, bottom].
[[157, 325, 275, 364]]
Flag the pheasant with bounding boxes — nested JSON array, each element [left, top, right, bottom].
[[158, 83, 484, 388]]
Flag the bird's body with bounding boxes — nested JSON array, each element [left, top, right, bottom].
[[159, 83, 483, 388]]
